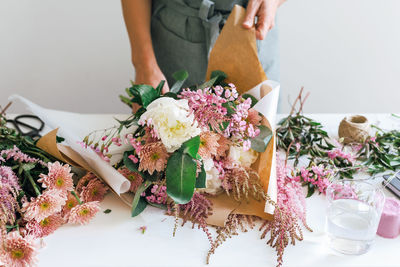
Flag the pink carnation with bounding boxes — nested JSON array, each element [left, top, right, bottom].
[[22, 189, 66, 222], [0, 231, 38, 267], [68, 201, 100, 225], [38, 162, 74, 193]]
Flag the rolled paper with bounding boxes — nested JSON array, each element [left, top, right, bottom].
[[377, 198, 400, 239]]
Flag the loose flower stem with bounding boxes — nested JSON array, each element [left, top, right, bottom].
[[24, 170, 41, 196], [71, 191, 83, 205]]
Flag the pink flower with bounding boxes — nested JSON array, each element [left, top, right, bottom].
[[213, 85, 224, 96], [138, 142, 169, 175], [199, 131, 220, 159], [142, 184, 168, 204], [61, 192, 79, 218], [118, 167, 144, 193], [68, 201, 100, 225], [26, 213, 64, 238], [0, 231, 38, 267], [22, 190, 66, 222], [0, 146, 46, 166], [247, 108, 262, 126], [76, 172, 97, 193], [38, 162, 74, 193], [80, 178, 109, 202], [243, 139, 251, 151]]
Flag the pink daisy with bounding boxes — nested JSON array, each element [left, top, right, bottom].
[[61, 192, 79, 218], [25, 213, 64, 238], [199, 131, 220, 159], [246, 108, 262, 126], [138, 142, 169, 175], [0, 231, 38, 267], [80, 178, 109, 202], [68, 201, 100, 225], [215, 135, 230, 160], [22, 189, 66, 222], [118, 167, 144, 193], [76, 172, 97, 193], [38, 162, 73, 193]]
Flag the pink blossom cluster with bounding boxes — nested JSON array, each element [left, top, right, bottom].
[[0, 146, 46, 166], [293, 164, 333, 194], [125, 134, 143, 163], [327, 148, 356, 163], [0, 166, 22, 225], [224, 97, 260, 150], [179, 87, 228, 131], [142, 184, 168, 204]]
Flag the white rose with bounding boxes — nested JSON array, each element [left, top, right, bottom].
[[197, 158, 223, 195], [228, 145, 259, 168], [139, 97, 201, 152]]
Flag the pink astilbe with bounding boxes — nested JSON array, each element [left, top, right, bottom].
[[327, 147, 356, 163], [68, 201, 100, 225], [118, 167, 144, 193], [294, 164, 332, 194], [80, 178, 109, 202], [0, 167, 21, 225], [179, 87, 228, 131], [25, 213, 64, 238], [0, 146, 46, 167], [198, 131, 220, 159], [0, 231, 38, 267], [138, 142, 169, 175], [38, 162, 74, 193], [22, 189, 66, 222]]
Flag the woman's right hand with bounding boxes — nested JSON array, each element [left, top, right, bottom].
[[135, 64, 170, 94]]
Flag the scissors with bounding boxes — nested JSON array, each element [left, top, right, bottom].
[[6, 114, 45, 139]]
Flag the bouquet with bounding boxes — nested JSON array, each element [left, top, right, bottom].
[[0, 111, 108, 267]]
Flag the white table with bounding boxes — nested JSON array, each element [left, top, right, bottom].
[[10, 113, 400, 267]]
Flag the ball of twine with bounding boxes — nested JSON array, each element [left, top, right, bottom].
[[338, 115, 370, 144]]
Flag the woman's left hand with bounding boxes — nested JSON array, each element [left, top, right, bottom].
[[242, 0, 285, 40]]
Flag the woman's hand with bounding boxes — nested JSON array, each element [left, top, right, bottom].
[[135, 64, 170, 94], [242, 0, 285, 40]]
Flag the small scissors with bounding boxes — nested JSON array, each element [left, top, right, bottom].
[[6, 114, 45, 139]]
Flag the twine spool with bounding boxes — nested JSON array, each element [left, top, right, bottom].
[[338, 115, 370, 144]]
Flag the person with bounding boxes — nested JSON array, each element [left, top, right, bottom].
[[121, 0, 285, 92]]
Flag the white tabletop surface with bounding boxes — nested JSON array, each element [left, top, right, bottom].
[[8, 113, 400, 267]]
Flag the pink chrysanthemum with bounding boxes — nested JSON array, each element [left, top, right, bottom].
[[0, 231, 38, 267], [247, 108, 262, 126], [26, 213, 64, 238], [76, 172, 97, 193], [198, 131, 220, 159], [68, 201, 100, 225], [61, 192, 79, 218], [22, 190, 66, 222], [38, 162, 74, 193], [138, 142, 169, 175], [118, 167, 144, 193], [80, 178, 109, 202], [215, 135, 230, 160]]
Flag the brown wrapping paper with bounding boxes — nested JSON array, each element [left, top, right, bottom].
[[204, 5, 276, 226]]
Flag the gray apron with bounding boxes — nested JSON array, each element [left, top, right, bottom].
[[151, 0, 280, 87]]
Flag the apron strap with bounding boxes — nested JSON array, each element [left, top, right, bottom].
[[198, 0, 223, 58]]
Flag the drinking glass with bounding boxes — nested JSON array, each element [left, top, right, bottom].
[[325, 179, 385, 255]]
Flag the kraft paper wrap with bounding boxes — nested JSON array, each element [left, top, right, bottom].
[[204, 5, 278, 226]]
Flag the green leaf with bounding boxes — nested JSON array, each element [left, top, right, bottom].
[[56, 136, 65, 143], [210, 70, 228, 85], [131, 181, 151, 217], [129, 84, 159, 108], [170, 70, 189, 93], [242, 94, 258, 108], [155, 80, 165, 96], [103, 209, 112, 214], [196, 164, 206, 188], [163, 92, 178, 99], [22, 163, 36, 171], [222, 102, 236, 115], [166, 152, 197, 204], [306, 184, 315, 198], [119, 95, 132, 107], [180, 136, 200, 158], [250, 125, 273, 152], [198, 76, 219, 90]]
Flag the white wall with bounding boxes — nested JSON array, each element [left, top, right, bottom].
[[1, 0, 400, 114]]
